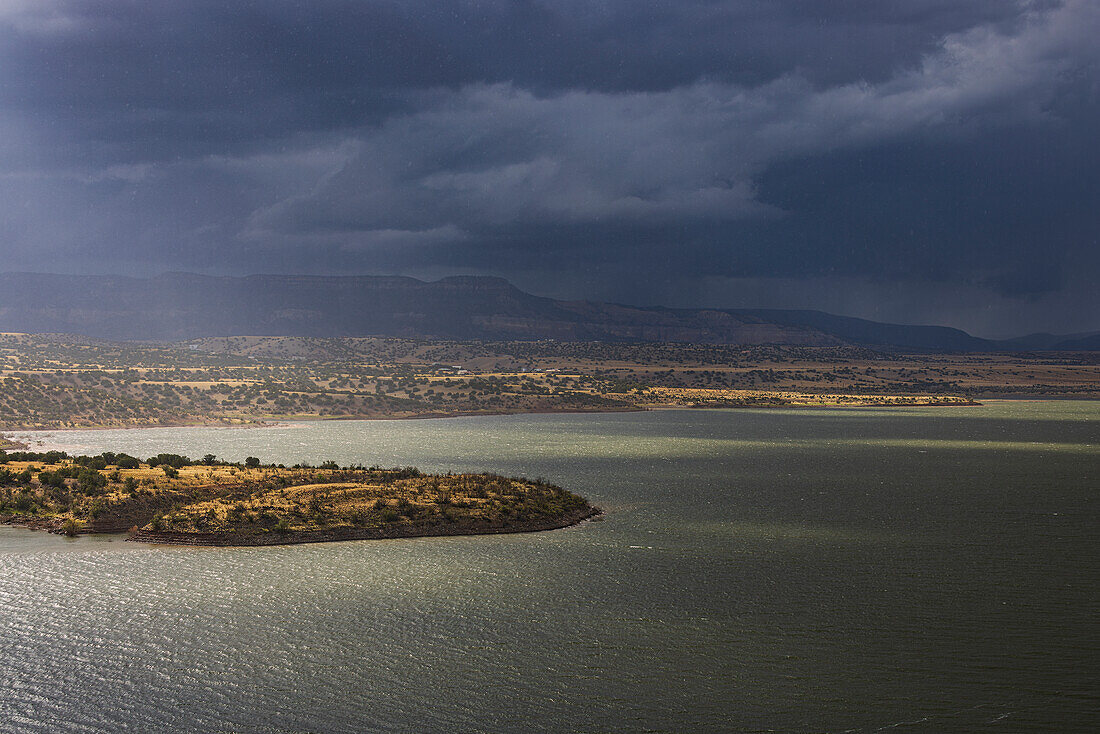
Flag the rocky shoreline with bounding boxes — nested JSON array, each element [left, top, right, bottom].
[[0, 434, 28, 451], [128, 505, 602, 547]]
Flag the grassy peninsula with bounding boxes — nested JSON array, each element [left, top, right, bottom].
[[0, 450, 599, 546]]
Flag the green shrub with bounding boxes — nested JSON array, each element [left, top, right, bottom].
[[114, 454, 140, 469]]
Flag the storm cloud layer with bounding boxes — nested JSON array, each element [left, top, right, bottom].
[[1, 1, 1097, 335]]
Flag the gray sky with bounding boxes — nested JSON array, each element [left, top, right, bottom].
[[1, 0, 1097, 337]]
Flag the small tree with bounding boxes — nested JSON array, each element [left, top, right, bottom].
[[244, 456, 260, 468]]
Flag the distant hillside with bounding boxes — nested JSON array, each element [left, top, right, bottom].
[[995, 331, 1100, 351], [0, 272, 1091, 350], [0, 272, 838, 345], [735, 309, 993, 351]]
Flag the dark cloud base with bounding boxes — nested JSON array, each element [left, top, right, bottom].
[[0, 1, 1096, 335]]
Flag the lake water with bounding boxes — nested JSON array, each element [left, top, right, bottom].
[[2, 402, 1097, 732]]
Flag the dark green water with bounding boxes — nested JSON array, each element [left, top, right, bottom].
[[2, 402, 1097, 732]]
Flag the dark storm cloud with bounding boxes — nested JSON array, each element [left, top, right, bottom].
[[0, 1, 1024, 158], [0, 0, 1097, 332]]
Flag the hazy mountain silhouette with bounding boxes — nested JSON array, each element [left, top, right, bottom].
[[0, 272, 1092, 351]]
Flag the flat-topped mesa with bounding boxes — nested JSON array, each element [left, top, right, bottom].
[[0, 452, 600, 546]]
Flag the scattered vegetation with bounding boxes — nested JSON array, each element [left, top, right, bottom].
[[0, 333, 1096, 430], [0, 450, 597, 545]]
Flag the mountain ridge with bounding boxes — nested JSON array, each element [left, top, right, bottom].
[[0, 272, 1093, 351]]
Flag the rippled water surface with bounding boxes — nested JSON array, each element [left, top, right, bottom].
[[3, 402, 1098, 732]]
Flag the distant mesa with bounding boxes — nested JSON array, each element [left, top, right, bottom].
[[0, 272, 1093, 351]]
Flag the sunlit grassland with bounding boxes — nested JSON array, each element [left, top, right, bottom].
[[0, 448, 596, 544], [1, 333, 1096, 430]]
